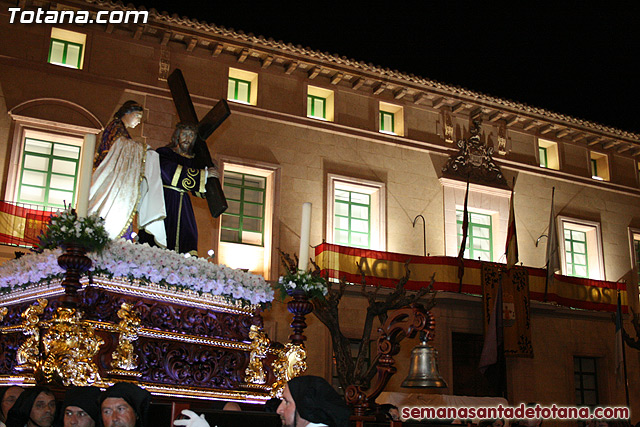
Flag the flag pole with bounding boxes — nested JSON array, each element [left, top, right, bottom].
[[457, 175, 470, 293], [543, 187, 556, 302], [618, 289, 630, 406]]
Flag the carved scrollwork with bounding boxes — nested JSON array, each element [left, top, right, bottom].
[[39, 307, 104, 386], [81, 287, 253, 340], [270, 343, 307, 397], [16, 298, 48, 369], [111, 302, 141, 371], [138, 339, 246, 388], [245, 325, 269, 384]]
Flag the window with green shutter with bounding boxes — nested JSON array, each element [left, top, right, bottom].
[[221, 171, 266, 246], [457, 210, 493, 261], [539, 147, 548, 168], [227, 77, 251, 104], [334, 189, 371, 248], [379, 111, 395, 133], [564, 229, 588, 278], [307, 95, 326, 119], [17, 138, 80, 209], [634, 238, 640, 285], [48, 38, 83, 69]]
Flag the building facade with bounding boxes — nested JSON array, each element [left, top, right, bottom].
[[0, 0, 639, 423]]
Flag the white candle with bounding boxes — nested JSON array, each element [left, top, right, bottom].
[[76, 133, 96, 218], [298, 202, 312, 271]]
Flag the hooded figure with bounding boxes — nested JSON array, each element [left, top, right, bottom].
[[100, 383, 151, 427], [5, 386, 56, 427], [1, 386, 24, 426], [61, 386, 101, 427], [278, 376, 350, 427]]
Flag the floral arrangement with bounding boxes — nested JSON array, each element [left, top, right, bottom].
[[276, 269, 328, 301], [0, 240, 273, 306], [38, 207, 110, 253]]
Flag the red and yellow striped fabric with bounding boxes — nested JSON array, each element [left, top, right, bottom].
[[0, 201, 53, 247], [315, 243, 628, 313]]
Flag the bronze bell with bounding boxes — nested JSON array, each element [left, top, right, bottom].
[[402, 334, 447, 388]]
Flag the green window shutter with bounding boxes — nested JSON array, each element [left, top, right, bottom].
[[634, 238, 640, 285], [48, 38, 82, 69], [591, 159, 598, 177], [334, 189, 371, 248], [228, 77, 251, 103], [307, 95, 326, 119], [539, 147, 548, 168], [456, 210, 492, 261], [379, 111, 394, 133], [17, 138, 80, 209], [564, 229, 588, 278], [221, 171, 266, 246]]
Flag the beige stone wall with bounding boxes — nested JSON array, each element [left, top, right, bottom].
[[1, 6, 640, 422]]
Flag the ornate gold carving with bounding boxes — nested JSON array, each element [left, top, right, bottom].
[[16, 298, 48, 369], [245, 325, 269, 384], [38, 307, 104, 386], [270, 343, 307, 397], [0, 307, 7, 322], [111, 303, 141, 370]]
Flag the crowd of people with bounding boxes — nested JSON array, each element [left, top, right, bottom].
[[2, 381, 636, 427], [0, 382, 150, 427], [0, 376, 351, 427]]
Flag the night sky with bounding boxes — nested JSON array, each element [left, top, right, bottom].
[[129, 1, 639, 134]]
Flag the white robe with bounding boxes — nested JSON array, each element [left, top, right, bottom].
[[88, 136, 166, 246]]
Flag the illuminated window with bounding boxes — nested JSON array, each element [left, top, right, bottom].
[[228, 78, 251, 104], [217, 161, 277, 278], [327, 175, 385, 250], [630, 230, 640, 288], [564, 228, 588, 278], [538, 139, 559, 170], [457, 210, 493, 261], [307, 86, 334, 121], [17, 136, 81, 209], [590, 152, 609, 181], [574, 356, 598, 408], [379, 111, 394, 133], [221, 172, 266, 246], [334, 189, 371, 248], [227, 68, 258, 105], [378, 102, 404, 136], [48, 28, 85, 69], [559, 217, 604, 280], [539, 147, 548, 168], [636, 238, 640, 285], [307, 95, 326, 119]]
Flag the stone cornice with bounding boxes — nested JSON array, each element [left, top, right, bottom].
[[6, 0, 640, 145]]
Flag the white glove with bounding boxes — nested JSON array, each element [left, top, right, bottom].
[[173, 409, 210, 427]]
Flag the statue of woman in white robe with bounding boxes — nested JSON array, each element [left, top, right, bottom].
[[88, 101, 166, 245]]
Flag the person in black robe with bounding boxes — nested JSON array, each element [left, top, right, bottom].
[[139, 123, 217, 255], [100, 382, 151, 427]]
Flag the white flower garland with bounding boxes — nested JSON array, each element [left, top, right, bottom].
[[0, 240, 273, 306]]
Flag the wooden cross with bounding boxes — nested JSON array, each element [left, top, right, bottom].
[[167, 68, 229, 217]]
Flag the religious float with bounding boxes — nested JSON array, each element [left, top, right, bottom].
[[0, 208, 308, 414]]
